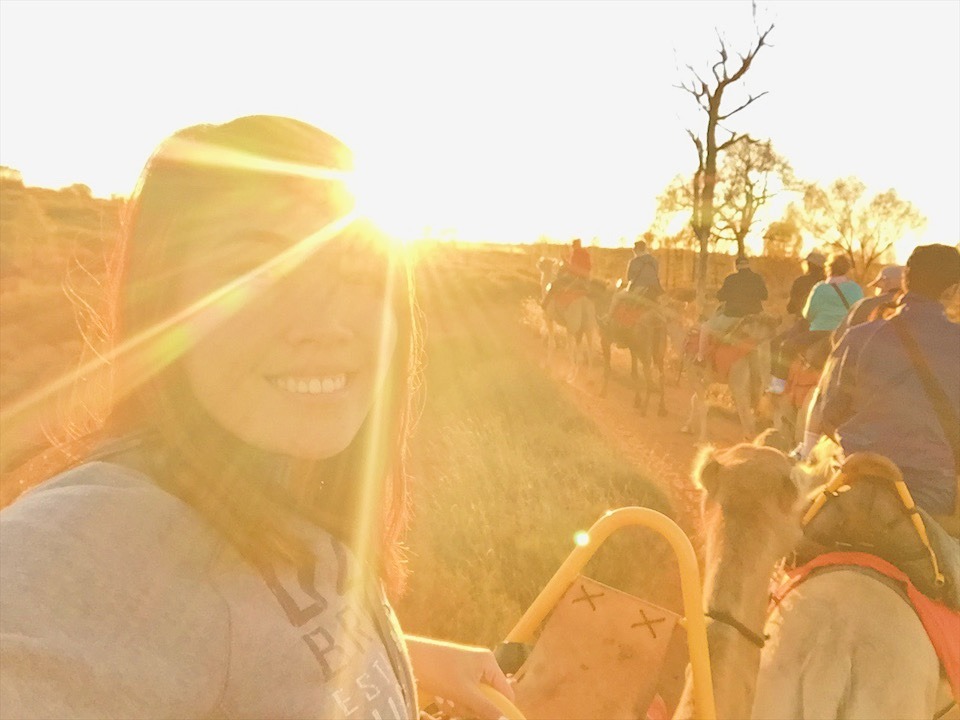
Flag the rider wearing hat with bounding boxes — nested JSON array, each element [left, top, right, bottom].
[[786, 250, 827, 319], [769, 253, 862, 394], [813, 244, 960, 601], [770, 251, 828, 392], [625, 235, 663, 299], [695, 255, 768, 364], [542, 239, 592, 308], [606, 236, 664, 324], [831, 264, 905, 344], [567, 238, 592, 279]]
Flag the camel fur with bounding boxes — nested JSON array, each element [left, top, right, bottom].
[[681, 314, 779, 443], [672, 440, 945, 720], [537, 257, 600, 380], [598, 302, 668, 417]]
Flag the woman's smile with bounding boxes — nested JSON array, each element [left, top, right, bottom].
[[267, 373, 349, 396]]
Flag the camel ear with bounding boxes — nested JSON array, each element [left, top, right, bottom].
[[693, 446, 721, 496]]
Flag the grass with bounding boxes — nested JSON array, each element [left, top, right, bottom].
[[397, 245, 678, 646]]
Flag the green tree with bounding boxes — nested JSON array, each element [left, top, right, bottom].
[[799, 178, 926, 280], [763, 204, 804, 258], [714, 139, 793, 257], [654, 139, 791, 257]]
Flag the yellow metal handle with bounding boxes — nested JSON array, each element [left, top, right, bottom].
[[504, 507, 716, 720], [479, 684, 525, 720]]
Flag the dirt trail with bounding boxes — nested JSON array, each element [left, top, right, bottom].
[[525, 323, 749, 541]]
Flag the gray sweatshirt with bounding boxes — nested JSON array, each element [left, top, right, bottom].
[[0, 462, 416, 719]]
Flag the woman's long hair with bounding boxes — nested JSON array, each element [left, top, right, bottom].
[[2, 116, 421, 595]]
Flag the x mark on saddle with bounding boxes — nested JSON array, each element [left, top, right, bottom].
[[571, 583, 667, 638]]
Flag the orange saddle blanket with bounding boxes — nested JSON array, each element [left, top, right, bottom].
[[784, 360, 820, 409], [773, 551, 960, 701], [684, 330, 755, 383], [612, 301, 651, 328], [552, 289, 586, 313]]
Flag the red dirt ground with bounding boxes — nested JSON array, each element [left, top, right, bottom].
[[529, 328, 750, 542]]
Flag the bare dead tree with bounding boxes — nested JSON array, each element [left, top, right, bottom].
[[676, 21, 774, 309]]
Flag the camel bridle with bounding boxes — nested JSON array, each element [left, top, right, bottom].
[[705, 608, 769, 648]]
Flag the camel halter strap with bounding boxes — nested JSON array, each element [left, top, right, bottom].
[[705, 608, 768, 648]]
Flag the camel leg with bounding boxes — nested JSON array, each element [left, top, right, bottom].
[[771, 394, 793, 441], [653, 325, 668, 417], [630, 350, 644, 411], [656, 353, 667, 417], [681, 376, 707, 441], [600, 335, 611, 397], [583, 300, 598, 370], [638, 355, 654, 416], [729, 361, 757, 439], [566, 334, 580, 383], [544, 325, 553, 367]]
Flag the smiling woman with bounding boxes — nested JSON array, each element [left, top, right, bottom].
[[0, 116, 513, 719]]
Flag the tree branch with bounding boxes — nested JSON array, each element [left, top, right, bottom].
[[711, 30, 729, 83], [718, 91, 770, 121], [674, 78, 711, 112], [718, 132, 754, 151], [722, 24, 774, 88]]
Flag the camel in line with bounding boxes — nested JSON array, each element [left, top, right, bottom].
[[680, 314, 779, 443], [672, 439, 946, 720], [537, 257, 598, 380], [598, 302, 668, 417]]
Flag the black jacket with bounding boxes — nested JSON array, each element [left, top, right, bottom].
[[716, 269, 768, 317], [786, 268, 826, 316]]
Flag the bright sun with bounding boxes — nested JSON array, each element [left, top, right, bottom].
[[350, 161, 425, 246]]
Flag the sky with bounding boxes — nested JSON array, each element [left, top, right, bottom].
[[1, 0, 957, 254]]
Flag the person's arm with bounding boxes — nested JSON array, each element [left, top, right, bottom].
[[758, 275, 769, 302], [405, 635, 515, 720], [0, 470, 229, 719], [802, 283, 821, 323], [786, 278, 804, 316], [716, 276, 731, 302], [817, 332, 860, 437]]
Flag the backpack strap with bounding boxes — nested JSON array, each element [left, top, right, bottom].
[[829, 282, 852, 310], [890, 316, 960, 469]]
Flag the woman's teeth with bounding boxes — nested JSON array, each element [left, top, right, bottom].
[[272, 374, 347, 395]]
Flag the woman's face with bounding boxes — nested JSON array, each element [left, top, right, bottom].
[[174, 205, 399, 460]]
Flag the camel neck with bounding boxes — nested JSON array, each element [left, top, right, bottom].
[[688, 549, 776, 719]]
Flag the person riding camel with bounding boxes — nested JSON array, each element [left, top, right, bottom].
[[769, 250, 827, 393], [768, 253, 862, 394], [831, 264, 904, 345], [695, 255, 768, 365], [567, 238, 592, 279], [542, 238, 592, 308], [626, 235, 663, 299], [606, 235, 663, 325], [810, 243, 960, 603], [786, 250, 827, 320]]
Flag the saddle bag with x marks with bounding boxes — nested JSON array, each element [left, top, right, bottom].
[[500, 575, 683, 720]]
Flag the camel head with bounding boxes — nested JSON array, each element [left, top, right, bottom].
[[675, 441, 811, 720], [692, 442, 807, 587]]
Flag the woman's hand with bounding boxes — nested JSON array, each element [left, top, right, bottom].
[[405, 635, 515, 720]]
